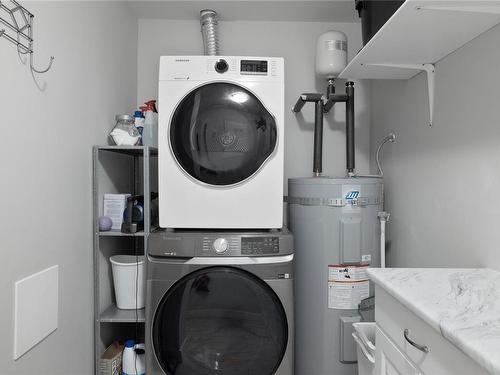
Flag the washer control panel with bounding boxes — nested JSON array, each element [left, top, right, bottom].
[[241, 237, 279, 255], [213, 238, 229, 253], [148, 229, 293, 257], [201, 234, 282, 255]]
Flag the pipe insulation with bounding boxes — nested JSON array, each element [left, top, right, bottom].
[[313, 100, 324, 176], [346, 82, 355, 174], [200, 10, 220, 56]]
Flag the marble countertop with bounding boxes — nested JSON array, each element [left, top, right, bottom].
[[367, 268, 500, 375]]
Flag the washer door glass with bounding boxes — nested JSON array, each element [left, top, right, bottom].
[[153, 266, 288, 375], [169, 83, 278, 186]]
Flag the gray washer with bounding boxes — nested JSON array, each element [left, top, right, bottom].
[[288, 177, 383, 375], [146, 229, 294, 375]]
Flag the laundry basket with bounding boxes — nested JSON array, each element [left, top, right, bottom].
[[352, 322, 376, 375], [110, 255, 145, 310]]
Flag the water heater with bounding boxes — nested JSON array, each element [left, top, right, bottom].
[[289, 177, 383, 375], [315, 30, 347, 79]]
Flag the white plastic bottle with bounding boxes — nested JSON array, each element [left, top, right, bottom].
[[142, 100, 158, 147], [134, 111, 145, 146], [122, 340, 145, 375]]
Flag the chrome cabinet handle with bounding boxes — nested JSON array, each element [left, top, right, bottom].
[[404, 329, 429, 353]]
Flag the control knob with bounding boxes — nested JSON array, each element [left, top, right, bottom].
[[213, 238, 228, 254], [215, 59, 229, 73]]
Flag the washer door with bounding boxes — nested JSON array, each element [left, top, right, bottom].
[[169, 83, 278, 186], [152, 267, 288, 375]]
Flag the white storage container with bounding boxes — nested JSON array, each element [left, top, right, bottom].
[[110, 255, 145, 309], [352, 322, 376, 375], [122, 340, 145, 375]]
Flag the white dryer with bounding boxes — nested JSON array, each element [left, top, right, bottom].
[[158, 56, 284, 229]]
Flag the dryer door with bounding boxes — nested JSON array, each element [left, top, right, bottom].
[[169, 82, 278, 186], [152, 266, 288, 375]]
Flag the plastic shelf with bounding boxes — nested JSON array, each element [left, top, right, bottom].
[[98, 230, 145, 237], [99, 305, 145, 323]]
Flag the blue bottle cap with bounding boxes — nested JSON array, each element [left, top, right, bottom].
[[134, 111, 144, 118], [124, 339, 135, 348]]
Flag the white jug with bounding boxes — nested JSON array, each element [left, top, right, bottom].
[[122, 340, 145, 375]]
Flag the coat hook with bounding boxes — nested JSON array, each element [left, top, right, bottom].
[[30, 51, 54, 73], [1, 1, 54, 74]]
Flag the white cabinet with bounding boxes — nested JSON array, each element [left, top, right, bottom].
[[373, 286, 489, 375], [376, 327, 421, 375]]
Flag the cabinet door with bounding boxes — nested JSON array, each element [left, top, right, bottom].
[[376, 327, 421, 375]]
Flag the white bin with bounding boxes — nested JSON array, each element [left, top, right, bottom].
[[352, 322, 376, 375], [110, 255, 145, 310]]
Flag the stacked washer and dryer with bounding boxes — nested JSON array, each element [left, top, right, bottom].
[[146, 55, 293, 375]]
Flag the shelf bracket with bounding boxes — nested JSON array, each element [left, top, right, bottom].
[[366, 63, 435, 126]]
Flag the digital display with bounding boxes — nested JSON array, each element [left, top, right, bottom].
[[241, 60, 268, 75], [241, 237, 279, 255]]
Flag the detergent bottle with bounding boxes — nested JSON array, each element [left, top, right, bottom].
[[122, 340, 145, 375], [142, 100, 158, 147]]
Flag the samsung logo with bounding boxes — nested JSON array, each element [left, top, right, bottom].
[[175, 59, 190, 62]]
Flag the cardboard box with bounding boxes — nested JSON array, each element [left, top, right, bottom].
[[100, 341, 123, 375]]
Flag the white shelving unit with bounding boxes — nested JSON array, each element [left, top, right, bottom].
[[339, 0, 500, 125]]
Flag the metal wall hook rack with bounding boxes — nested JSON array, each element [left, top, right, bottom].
[[0, 0, 54, 74]]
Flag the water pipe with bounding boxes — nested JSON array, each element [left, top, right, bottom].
[[378, 211, 390, 268]]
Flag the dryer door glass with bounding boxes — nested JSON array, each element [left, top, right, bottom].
[[169, 83, 278, 186], [152, 266, 288, 375]]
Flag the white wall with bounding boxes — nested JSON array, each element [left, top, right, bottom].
[[137, 19, 370, 190], [370, 23, 500, 270], [0, 2, 137, 373]]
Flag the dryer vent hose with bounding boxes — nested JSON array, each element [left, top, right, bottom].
[[200, 9, 220, 56]]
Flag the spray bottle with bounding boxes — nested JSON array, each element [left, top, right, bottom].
[[142, 100, 158, 147]]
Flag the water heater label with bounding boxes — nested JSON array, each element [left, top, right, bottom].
[[328, 265, 369, 310], [328, 281, 369, 310]]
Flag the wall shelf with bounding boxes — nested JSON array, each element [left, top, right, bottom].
[[339, 0, 500, 125]]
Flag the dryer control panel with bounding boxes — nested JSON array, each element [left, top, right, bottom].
[[148, 229, 293, 257], [159, 56, 283, 81], [240, 60, 268, 75]]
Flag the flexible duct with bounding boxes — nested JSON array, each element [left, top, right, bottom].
[[200, 10, 220, 56]]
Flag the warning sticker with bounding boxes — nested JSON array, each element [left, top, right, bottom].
[[328, 265, 370, 310], [328, 265, 369, 282]]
